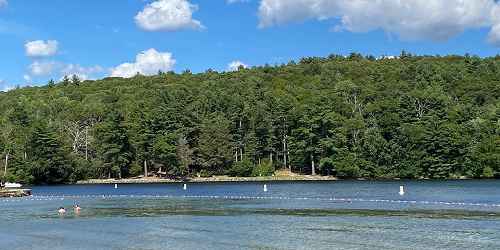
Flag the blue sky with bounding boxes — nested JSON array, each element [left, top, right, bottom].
[[0, 0, 499, 90]]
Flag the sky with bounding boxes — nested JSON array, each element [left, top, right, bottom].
[[0, 0, 500, 91]]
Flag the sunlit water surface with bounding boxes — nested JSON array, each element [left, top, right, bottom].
[[0, 180, 499, 250]]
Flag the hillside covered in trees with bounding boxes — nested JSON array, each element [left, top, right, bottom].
[[0, 53, 499, 184]]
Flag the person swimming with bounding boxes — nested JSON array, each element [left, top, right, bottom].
[[58, 207, 66, 214], [73, 204, 81, 213]]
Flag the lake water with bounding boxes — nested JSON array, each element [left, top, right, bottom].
[[0, 180, 499, 250]]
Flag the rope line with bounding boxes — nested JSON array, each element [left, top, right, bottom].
[[0, 194, 499, 208]]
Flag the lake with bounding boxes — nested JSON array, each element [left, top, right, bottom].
[[0, 180, 499, 250]]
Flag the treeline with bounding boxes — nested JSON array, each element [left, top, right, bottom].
[[0, 52, 499, 184]]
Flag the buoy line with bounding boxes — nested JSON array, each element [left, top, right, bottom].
[[0, 194, 499, 208]]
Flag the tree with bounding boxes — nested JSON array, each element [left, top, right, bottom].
[[198, 113, 234, 175], [47, 79, 55, 88], [130, 107, 155, 177], [153, 133, 180, 175], [0, 53, 498, 182], [61, 75, 71, 86], [176, 136, 193, 176], [71, 75, 81, 86], [28, 122, 72, 184], [94, 111, 132, 179]]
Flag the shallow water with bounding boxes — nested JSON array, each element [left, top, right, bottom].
[[0, 180, 499, 250]]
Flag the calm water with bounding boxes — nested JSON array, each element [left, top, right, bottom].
[[0, 180, 499, 250]]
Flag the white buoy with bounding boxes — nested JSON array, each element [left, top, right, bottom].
[[114, 184, 118, 189], [183, 183, 187, 190], [399, 185, 405, 196], [263, 184, 268, 192]]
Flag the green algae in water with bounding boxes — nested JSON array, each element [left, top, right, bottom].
[[89, 198, 500, 220]]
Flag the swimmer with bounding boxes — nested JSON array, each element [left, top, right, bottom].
[[58, 207, 66, 214], [73, 204, 81, 213]]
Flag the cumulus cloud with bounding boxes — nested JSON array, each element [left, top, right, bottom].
[[135, 0, 204, 31], [227, 60, 248, 71], [23, 74, 31, 82], [29, 61, 57, 76], [0, 79, 14, 92], [26, 61, 103, 81], [111, 49, 176, 78], [488, 5, 500, 46], [258, 0, 500, 44], [488, 24, 500, 46], [0, 0, 7, 8], [61, 64, 104, 81], [1, 86, 14, 93], [25, 40, 59, 57]]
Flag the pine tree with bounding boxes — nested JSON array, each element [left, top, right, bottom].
[[71, 75, 81, 86], [29, 123, 72, 184], [61, 75, 71, 86], [198, 113, 233, 175], [95, 111, 132, 179], [130, 107, 155, 177]]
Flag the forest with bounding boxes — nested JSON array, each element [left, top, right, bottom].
[[0, 52, 499, 184]]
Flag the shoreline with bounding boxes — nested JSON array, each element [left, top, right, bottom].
[[0, 189, 32, 197], [76, 175, 339, 184], [74, 176, 495, 185]]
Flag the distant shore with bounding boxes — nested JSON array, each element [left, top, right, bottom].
[[0, 189, 32, 197], [76, 175, 339, 184]]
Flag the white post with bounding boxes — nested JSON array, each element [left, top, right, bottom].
[[263, 184, 268, 192], [114, 184, 118, 189], [399, 185, 405, 196], [183, 183, 187, 190]]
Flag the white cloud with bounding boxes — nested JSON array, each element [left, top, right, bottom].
[[26, 61, 103, 81], [488, 24, 500, 46], [25, 40, 59, 57], [135, 0, 204, 31], [111, 49, 176, 78], [1, 86, 14, 92], [258, 0, 500, 44], [61, 64, 104, 81], [0, 0, 7, 8], [227, 60, 248, 71], [29, 61, 57, 76], [0, 78, 15, 92], [23, 74, 31, 82], [0, 78, 14, 92], [488, 5, 500, 46]]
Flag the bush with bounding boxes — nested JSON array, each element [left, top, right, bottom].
[[228, 159, 254, 177], [69, 157, 92, 183], [129, 161, 143, 177], [482, 166, 494, 178], [335, 152, 361, 178], [7, 169, 33, 184], [319, 157, 335, 175], [198, 169, 212, 178], [252, 160, 275, 177]]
